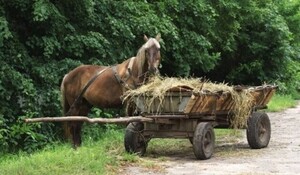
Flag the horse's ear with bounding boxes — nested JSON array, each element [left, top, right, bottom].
[[155, 33, 161, 41], [143, 34, 149, 42]]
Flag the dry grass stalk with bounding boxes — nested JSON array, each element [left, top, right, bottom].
[[122, 76, 255, 129]]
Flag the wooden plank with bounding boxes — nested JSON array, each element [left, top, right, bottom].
[[190, 95, 217, 114], [24, 116, 153, 124], [216, 93, 234, 111]]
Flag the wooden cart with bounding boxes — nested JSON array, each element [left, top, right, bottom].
[[123, 85, 277, 160], [25, 85, 276, 160]]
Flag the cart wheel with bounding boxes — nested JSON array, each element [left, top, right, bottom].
[[124, 122, 147, 156], [247, 112, 271, 149], [193, 122, 215, 160]]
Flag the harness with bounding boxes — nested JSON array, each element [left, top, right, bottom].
[[65, 67, 109, 115]]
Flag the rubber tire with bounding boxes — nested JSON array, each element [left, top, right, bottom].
[[247, 112, 271, 149], [193, 122, 215, 160], [124, 122, 147, 156]]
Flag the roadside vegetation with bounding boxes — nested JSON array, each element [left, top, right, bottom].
[[0, 128, 124, 175], [267, 94, 298, 112]]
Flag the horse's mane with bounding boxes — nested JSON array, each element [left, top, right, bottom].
[[135, 38, 160, 74]]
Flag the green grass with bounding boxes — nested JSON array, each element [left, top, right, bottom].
[[0, 128, 244, 175], [0, 129, 125, 175], [266, 94, 298, 112], [1, 146, 108, 175], [145, 129, 242, 156]]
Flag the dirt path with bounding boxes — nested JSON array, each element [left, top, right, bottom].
[[123, 102, 300, 175]]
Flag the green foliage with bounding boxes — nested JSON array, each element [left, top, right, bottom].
[[0, 16, 12, 47], [157, 0, 221, 76], [206, 1, 295, 85], [0, 0, 299, 153], [277, 0, 300, 45], [274, 60, 300, 98]]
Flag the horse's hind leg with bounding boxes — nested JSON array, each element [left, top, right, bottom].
[[70, 104, 90, 148], [71, 121, 83, 148]]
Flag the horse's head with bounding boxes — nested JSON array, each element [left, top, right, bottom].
[[143, 34, 161, 74]]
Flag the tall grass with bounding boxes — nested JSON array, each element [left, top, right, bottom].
[[266, 94, 297, 112]]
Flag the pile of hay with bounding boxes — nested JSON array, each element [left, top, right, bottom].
[[122, 76, 255, 129]]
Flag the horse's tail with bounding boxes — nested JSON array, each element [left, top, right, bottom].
[[60, 74, 71, 141], [61, 74, 70, 115]]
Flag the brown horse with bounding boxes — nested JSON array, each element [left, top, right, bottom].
[[60, 34, 161, 147]]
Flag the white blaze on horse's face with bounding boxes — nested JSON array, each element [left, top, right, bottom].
[[144, 37, 161, 74]]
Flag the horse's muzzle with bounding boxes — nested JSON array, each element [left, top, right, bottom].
[[149, 67, 159, 75]]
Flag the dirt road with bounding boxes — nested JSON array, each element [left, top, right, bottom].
[[123, 102, 300, 175]]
